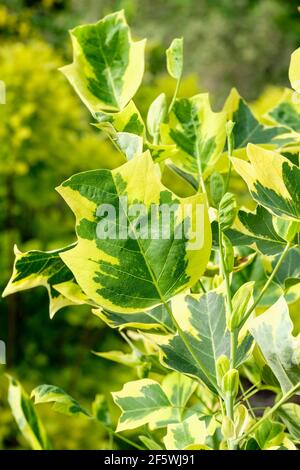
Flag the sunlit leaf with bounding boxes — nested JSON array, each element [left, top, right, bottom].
[[60, 11, 146, 113]]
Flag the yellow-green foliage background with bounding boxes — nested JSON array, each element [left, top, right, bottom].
[[1, 0, 300, 449]]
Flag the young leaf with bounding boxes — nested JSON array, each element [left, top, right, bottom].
[[57, 151, 212, 313], [249, 296, 300, 394], [232, 144, 300, 222], [228, 281, 254, 331], [166, 38, 183, 80], [112, 373, 196, 432], [2, 244, 88, 318], [93, 350, 141, 368], [147, 93, 167, 141], [31, 385, 91, 417], [255, 419, 285, 450], [163, 414, 207, 450], [7, 376, 50, 450], [160, 94, 226, 177], [210, 171, 225, 207], [60, 11, 146, 113], [218, 192, 237, 231]]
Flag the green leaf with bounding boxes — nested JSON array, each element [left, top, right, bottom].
[[147, 93, 167, 140], [93, 350, 141, 368], [232, 144, 300, 222], [112, 372, 196, 432], [60, 11, 146, 113], [271, 247, 300, 288], [57, 151, 211, 313], [166, 38, 183, 80], [31, 385, 91, 417], [157, 292, 252, 391], [160, 94, 226, 177], [249, 296, 300, 394], [2, 244, 88, 318], [218, 192, 237, 231], [255, 419, 285, 450], [93, 304, 175, 333], [276, 403, 300, 440], [223, 88, 286, 151], [7, 376, 50, 450], [92, 394, 112, 427], [163, 414, 207, 450], [235, 205, 287, 255]]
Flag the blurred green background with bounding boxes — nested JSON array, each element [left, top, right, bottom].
[[1, 0, 300, 449]]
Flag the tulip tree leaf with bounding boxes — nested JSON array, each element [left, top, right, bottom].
[[236, 206, 287, 255], [112, 373, 196, 432], [160, 93, 226, 178], [93, 303, 175, 333], [57, 151, 211, 313], [60, 11, 146, 113], [223, 88, 286, 151], [232, 144, 300, 222], [31, 385, 91, 417], [2, 244, 88, 318], [7, 376, 50, 450], [156, 292, 252, 391], [166, 38, 183, 80], [163, 414, 207, 450], [250, 296, 300, 394]]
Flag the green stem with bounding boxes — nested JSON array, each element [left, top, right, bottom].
[[235, 381, 300, 445], [240, 241, 292, 329], [218, 225, 237, 449], [239, 380, 256, 419]]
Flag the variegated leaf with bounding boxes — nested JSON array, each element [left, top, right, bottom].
[[163, 414, 207, 450], [60, 11, 146, 113], [160, 93, 226, 178], [112, 372, 196, 431], [249, 296, 300, 394], [2, 244, 88, 318], [232, 143, 300, 222], [94, 100, 145, 136], [31, 385, 91, 417], [223, 88, 286, 152], [156, 292, 252, 391], [57, 151, 211, 313], [7, 376, 50, 450]]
